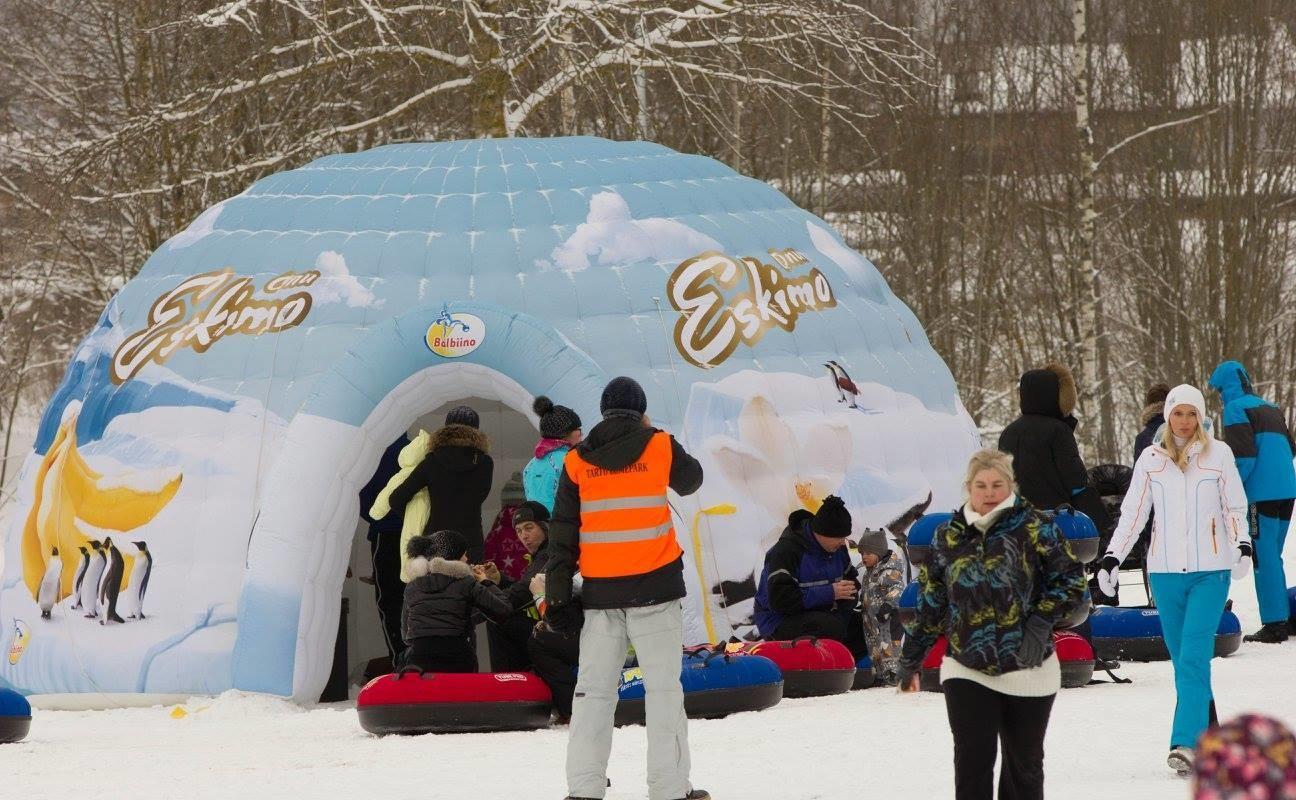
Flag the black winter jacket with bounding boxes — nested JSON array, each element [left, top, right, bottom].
[[499, 540, 552, 618], [401, 557, 511, 642], [387, 424, 494, 561], [547, 414, 704, 610], [998, 368, 1110, 530], [1134, 406, 1165, 464]]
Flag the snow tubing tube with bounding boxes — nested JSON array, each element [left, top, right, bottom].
[[0, 688, 30, 744], [906, 512, 952, 566], [1089, 606, 1243, 662], [1288, 586, 1296, 628], [1052, 629, 1096, 688], [739, 637, 857, 698], [852, 655, 875, 690], [1047, 507, 1101, 564], [614, 651, 783, 726], [898, 580, 919, 627], [919, 636, 947, 693], [356, 668, 553, 735], [919, 632, 1094, 691], [907, 509, 1099, 567]]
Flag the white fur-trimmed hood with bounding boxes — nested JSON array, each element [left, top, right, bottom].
[[405, 556, 474, 580]]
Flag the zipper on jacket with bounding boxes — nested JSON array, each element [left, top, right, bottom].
[[1210, 518, 1218, 555]]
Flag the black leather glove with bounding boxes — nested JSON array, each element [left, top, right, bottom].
[[543, 602, 583, 634], [1016, 615, 1053, 669]]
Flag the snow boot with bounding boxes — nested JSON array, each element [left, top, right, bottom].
[[675, 792, 711, 800], [1243, 621, 1290, 643], [1167, 746, 1194, 776]]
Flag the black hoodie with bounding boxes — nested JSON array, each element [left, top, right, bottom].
[[997, 369, 1110, 533], [546, 414, 703, 610], [387, 424, 494, 561]]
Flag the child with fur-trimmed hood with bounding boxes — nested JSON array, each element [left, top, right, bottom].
[[997, 362, 1110, 531], [401, 529, 511, 673]]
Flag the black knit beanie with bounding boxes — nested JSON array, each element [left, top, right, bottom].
[[513, 500, 551, 527], [533, 396, 582, 439], [812, 495, 852, 538], [600, 376, 647, 417], [445, 405, 480, 429], [409, 529, 468, 562]]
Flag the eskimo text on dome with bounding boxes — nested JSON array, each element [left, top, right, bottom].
[[667, 250, 837, 368]]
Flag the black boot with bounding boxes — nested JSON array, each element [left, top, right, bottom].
[[1244, 622, 1290, 643], [676, 792, 711, 800]]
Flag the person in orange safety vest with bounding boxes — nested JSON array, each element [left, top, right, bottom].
[[544, 376, 708, 800]]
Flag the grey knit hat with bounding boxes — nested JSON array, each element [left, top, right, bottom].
[[856, 529, 890, 559], [533, 396, 582, 439], [501, 471, 526, 506], [600, 376, 647, 417], [445, 405, 480, 429], [407, 529, 468, 562]]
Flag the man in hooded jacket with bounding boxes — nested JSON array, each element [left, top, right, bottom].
[[1209, 360, 1296, 643], [544, 376, 708, 800]]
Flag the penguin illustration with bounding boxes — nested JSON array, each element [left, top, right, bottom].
[[825, 361, 861, 409], [127, 542, 152, 620], [96, 537, 126, 625], [38, 548, 62, 620], [69, 546, 90, 610], [81, 540, 106, 618]]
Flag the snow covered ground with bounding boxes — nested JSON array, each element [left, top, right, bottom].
[[4, 644, 1294, 800], [5, 550, 1294, 800]]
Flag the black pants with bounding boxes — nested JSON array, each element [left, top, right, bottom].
[[944, 678, 1055, 800], [772, 607, 869, 659], [488, 615, 537, 671], [370, 535, 406, 664], [404, 636, 478, 673], [530, 627, 581, 716]]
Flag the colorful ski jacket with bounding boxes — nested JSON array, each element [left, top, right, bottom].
[[900, 497, 1086, 678]]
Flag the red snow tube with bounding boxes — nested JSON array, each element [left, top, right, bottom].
[[357, 667, 552, 735], [738, 637, 856, 698], [919, 632, 1094, 692]]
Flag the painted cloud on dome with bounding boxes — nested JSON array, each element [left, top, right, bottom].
[[311, 251, 382, 309], [541, 190, 722, 271]]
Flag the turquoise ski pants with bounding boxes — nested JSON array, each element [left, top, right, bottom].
[[1149, 570, 1230, 749]]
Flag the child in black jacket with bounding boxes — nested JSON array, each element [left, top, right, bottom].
[[402, 529, 511, 672]]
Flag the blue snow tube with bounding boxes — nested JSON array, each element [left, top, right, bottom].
[[852, 655, 876, 690], [0, 688, 31, 744], [897, 581, 919, 628], [1090, 605, 1243, 662], [614, 651, 783, 726], [1047, 507, 1101, 564], [906, 512, 952, 566]]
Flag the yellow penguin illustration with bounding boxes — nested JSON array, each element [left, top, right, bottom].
[[22, 414, 182, 601]]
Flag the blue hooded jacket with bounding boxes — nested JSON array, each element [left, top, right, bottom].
[[753, 510, 858, 636], [1208, 360, 1296, 502]]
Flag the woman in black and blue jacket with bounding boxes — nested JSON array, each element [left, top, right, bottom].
[[900, 449, 1086, 800]]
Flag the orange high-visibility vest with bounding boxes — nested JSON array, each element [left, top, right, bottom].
[[563, 431, 681, 579]]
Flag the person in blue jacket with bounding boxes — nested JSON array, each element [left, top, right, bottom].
[[523, 396, 583, 513], [1208, 360, 1296, 643], [752, 496, 866, 657]]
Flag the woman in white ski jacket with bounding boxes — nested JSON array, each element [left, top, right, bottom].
[[1096, 384, 1253, 775]]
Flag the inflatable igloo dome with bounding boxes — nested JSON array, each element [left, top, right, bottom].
[[1, 137, 978, 702]]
